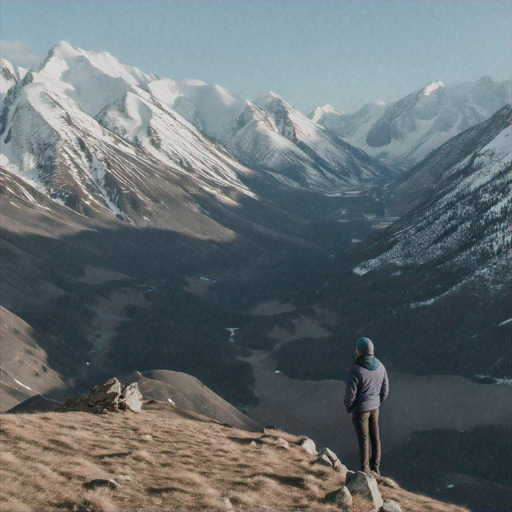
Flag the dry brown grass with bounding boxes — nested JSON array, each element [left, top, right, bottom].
[[0, 405, 469, 512]]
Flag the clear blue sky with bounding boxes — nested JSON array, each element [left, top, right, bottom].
[[1, 0, 510, 113]]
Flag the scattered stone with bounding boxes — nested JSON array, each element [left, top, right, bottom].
[[57, 378, 142, 414], [380, 499, 403, 512], [318, 447, 338, 463], [333, 459, 348, 472], [345, 470, 383, 510], [276, 438, 290, 450], [83, 479, 118, 490], [335, 486, 353, 508], [139, 434, 152, 442], [249, 440, 257, 447], [300, 437, 317, 455], [314, 446, 346, 470], [313, 453, 333, 466], [220, 497, 235, 511]]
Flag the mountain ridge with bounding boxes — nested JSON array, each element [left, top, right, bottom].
[[313, 77, 511, 170]]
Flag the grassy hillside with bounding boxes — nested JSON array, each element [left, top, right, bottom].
[[0, 403, 468, 512]]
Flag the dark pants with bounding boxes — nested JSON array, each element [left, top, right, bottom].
[[351, 408, 381, 473]]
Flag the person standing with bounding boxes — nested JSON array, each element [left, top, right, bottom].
[[344, 337, 389, 475]]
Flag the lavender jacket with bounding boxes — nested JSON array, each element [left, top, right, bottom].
[[344, 356, 389, 413]]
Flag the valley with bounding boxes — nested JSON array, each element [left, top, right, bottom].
[[1, 42, 510, 512]]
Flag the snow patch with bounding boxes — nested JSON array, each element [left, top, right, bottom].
[[423, 81, 445, 96], [13, 378, 33, 391]]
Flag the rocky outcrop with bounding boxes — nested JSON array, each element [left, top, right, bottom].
[[345, 470, 383, 510], [57, 378, 142, 413]]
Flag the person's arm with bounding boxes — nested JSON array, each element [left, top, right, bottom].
[[380, 368, 389, 403], [344, 367, 359, 413]]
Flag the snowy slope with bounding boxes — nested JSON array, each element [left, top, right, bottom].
[[1, 59, 28, 103], [314, 77, 511, 170], [312, 101, 386, 149], [145, 78, 393, 192], [253, 92, 395, 188], [309, 104, 340, 124], [37, 41, 158, 116], [387, 104, 512, 216], [275, 108, 511, 382], [354, 105, 512, 294], [95, 86, 256, 203], [0, 43, 262, 224]]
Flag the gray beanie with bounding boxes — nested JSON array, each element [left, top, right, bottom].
[[356, 337, 374, 355]]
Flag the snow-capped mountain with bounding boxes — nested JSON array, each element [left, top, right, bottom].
[[387, 103, 512, 216], [0, 43, 261, 224], [309, 104, 341, 124], [1, 41, 394, 225], [145, 79, 394, 191], [37, 40, 158, 116], [313, 77, 511, 170], [355, 104, 511, 292], [1, 59, 28, 103], [312, 100, 386, 150]]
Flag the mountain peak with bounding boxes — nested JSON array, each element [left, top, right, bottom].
[[423, 80, 445, 96], [477, 75, 494, 86], [49, 40, 80, 58], [309, 104, 342, 123], [254, 91, 288, 108]]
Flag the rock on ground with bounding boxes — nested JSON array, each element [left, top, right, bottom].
[[314, 446, 346, 471], [345, 470, 383, 510], [380, 499, 403, 512], [300, 437, 317, 454], [335, 485, 353, 508]]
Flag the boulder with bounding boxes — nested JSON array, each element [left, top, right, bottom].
[[220, 497, 235, 511], [335, 486, 353, 508], [345, 470, 383, 510], [300, 437, 317, 455], [380, 499, 402, 512], [57, 378, 142, 414]]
